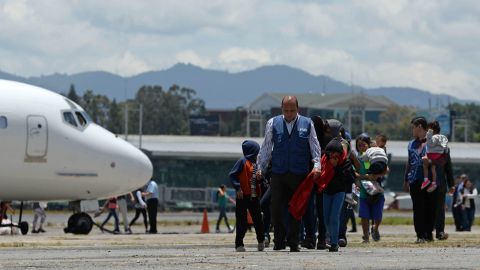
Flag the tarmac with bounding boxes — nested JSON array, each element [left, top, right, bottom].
[[0, 211, 479, 269]]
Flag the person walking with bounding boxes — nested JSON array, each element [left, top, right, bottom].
[[404, 117, 438, 243], [256, 95, 321, 252], [229, 140, 265, 252], [129, 187, 149, 233], [31, 201, 47, 233], [117, 194, 132, 234], [143, 180, 159, 234], [215, 184, 235, 233]]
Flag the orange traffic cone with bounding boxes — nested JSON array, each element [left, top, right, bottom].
[[201, 209, 210, 233]]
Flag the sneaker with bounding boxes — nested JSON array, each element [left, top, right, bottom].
[[427, 181, 437, 192], [421, 179, 431, 190], [228, 226, 235, 233], [338, 238, 347, 247], [328, 244, 339, 252], [257, 241, 265, 251], [38, 228, 46, 233], [113, 229, 120, 234], [362, 235, 369, 244], [372, 230, 380, 242], [125, 228, 132, 234], [264, 238, 270, 248], [235, 246, 246, 252], [415, 238, 425, 244], [215, 229, 220, 233], [31, 229, 38, 234], [436, 232, 449, 240]]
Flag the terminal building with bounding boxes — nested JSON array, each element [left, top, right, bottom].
[[128, 135, 479, 192]]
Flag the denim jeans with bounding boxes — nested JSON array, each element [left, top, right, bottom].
[[323, 192, 345, 246]]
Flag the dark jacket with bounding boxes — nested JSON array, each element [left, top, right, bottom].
[[229, 140, 261, 195]]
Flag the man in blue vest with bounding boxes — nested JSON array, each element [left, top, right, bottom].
[[256, 96, 321, 252]]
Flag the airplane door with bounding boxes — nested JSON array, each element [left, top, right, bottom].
[[26, 115, 48, 159]]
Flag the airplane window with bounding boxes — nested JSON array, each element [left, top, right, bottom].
[[0, 116, 7, 128], [75, 112, 87, 127], [81, 111, 92, 123], [63, 112, 77, 127]]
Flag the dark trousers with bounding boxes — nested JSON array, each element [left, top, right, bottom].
[[235, 197, 264, 247], [146, 198, 158, 233], [315, 192, 326, 242], [410, 181, 437, 240], [129, 208, 148, 231], [271, 172, 304, 247], [461, 205, 476, 231], [260, 187, 271, 240], [347, 207, 357, 232], [435, 191, 446, 236], [452, 205, 463, 231], [301, 189, 317, 242], [216, 207, 230, 230]]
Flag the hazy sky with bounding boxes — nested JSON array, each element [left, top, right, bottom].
[[0, 0, 479, 100]]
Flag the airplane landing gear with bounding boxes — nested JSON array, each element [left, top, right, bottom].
[[18, 221, 29, 235], [63, 212, 93, 234]]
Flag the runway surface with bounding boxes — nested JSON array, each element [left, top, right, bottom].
[[0, 212, 479, 269]]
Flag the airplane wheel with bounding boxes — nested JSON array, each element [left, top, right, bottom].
[[19, 221, 29, 235], [65, 213, 93, 235]]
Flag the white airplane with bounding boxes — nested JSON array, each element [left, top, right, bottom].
[[0, 79, 153, 234]]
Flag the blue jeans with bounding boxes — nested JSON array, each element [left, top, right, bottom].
[[323, 192, 345, 246]]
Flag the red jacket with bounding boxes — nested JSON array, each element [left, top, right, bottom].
[[289, 149, 348, 221]]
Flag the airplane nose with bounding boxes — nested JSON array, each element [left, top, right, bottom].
[[118, 141, 153, 191]]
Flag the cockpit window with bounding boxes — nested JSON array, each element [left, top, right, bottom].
[[0, 116, 7, 128], [75, 112, 87, 127], [63, 112, 77, 127]]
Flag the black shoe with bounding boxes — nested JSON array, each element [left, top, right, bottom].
[[328, 245, 339, 252], [316, 240, 327, 250], [289, 245, 300, 252], [300, 238, 315, 249], [31, 229, 38, 234], [38, 228, 46, 233], [273, 243, 286, 250], [348, 229, 357, 233], [338, 238, 347, 247]]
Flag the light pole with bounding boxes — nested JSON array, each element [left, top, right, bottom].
[[123, 103, 144, 148]]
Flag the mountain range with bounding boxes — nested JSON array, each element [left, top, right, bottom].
[[0, 64, 465, 109]]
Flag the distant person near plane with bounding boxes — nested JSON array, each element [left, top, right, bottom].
[[129, 187, 149, 233], [31, 201, 47, 233], [143, 180, 159, 234]]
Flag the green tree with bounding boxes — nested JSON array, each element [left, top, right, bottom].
[[67, 84, 81, 104], [132, 85, 205, 135], [107, 99, 122, 134], [364, 105, 416, 140], [448, 102, 480, 142], [82, 90, 111, 127]]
